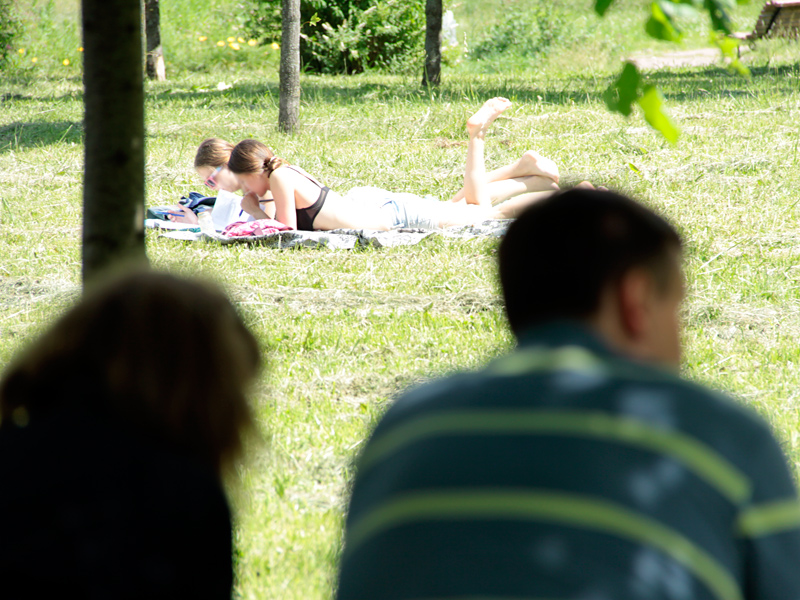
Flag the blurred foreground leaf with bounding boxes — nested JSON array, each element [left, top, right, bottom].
[[637, 85, 679, 144], [594, 0, 750, 142], [594, 0, 616, 17], [603, 61, 640, 117], [604, 62, 679, 144]]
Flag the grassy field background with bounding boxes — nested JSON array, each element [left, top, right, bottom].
[[3, 0, 800, 598]]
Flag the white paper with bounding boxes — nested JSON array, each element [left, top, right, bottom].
[[210, 189, 254, 231]]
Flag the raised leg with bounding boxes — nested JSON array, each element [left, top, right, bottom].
[[461, 97, 512, 208], [451, 150, 561, 204]]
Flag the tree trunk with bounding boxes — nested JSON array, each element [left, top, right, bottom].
[[81, 0, 147, 286], [422, 0, 442, 87], [279, 0, 300, 133], [144, 0, 166, 81]]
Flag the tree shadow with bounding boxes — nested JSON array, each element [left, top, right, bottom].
[[0, 120, 83, 153], [149, 61, 800, 112], [639, 62, 800, 102], [151, 78, 604, 110]]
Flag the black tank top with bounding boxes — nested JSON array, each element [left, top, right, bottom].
[[283, 166, 330, 231]]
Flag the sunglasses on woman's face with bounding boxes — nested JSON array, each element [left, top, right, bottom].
[[204, 166, 223, 189]]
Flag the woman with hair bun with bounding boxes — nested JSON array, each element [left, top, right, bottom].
[[227, 98, 572, 231], [170, 137, 276, 224]]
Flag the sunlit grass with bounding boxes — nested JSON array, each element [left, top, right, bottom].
[[3, 1, 800, 599]]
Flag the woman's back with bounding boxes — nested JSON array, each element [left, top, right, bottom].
[[0, 271, 260, 600], [0, 406, 232, 599]]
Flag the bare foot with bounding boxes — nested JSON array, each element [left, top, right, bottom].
[[511, 150, 560, 184], [466, 97, 512, 139]]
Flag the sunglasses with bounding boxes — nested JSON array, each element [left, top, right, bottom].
[[204, 166, 223, 189]]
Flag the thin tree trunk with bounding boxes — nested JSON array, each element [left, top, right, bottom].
[[423, 0, 442, 87], [144, 0, 166, 81], [279, 0, 300, 133], [81, 0, 147, 286]]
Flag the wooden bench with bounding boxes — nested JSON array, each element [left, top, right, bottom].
[[733, 0, 800, 42]]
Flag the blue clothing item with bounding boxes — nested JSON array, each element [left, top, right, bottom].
[[337, 321, 800, 600], [180, 192, 216, 211]]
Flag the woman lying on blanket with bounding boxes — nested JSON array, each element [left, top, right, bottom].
[[170, 138, 276, 223], [228, 98, 584, 232]]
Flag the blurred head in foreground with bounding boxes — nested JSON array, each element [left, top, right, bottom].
[[499, 187, 683, 367], [0, 269, 260, 479]]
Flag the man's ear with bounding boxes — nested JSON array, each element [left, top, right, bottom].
[[615, 269, 653, 339]]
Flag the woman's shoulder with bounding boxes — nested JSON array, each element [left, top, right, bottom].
[[275, 164, 325, 187]]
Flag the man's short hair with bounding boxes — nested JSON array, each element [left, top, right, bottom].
[[499, 188, 682, 335]]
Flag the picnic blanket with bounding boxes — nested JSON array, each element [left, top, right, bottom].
[[144, 218, 511, 249]]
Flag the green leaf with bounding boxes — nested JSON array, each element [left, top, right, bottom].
[[309, 12, 321, 25], [660, 0, 700, 19], [646, 2, 683, 42], [637, 85, 680, 144], [604, 61, 641, 117], [595, 0, 616, 16], [710, 32, 751, 75], [704, 0, 733, 33]]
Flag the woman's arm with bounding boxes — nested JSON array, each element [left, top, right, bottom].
[[240, 192, 270, 220], [268, 170, 298, 229]]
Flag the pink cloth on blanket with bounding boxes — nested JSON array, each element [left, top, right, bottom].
[[222, 219, 292, 237]]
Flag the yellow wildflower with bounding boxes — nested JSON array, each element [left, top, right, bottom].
[[271, 42, 280, 50], [198, 36, 208, 42], [31, 57, 37, 63], [237, 37, 245, 43], [17, 48, 25, 54], [78, 47, 84, 52], [62, 58, 70, 66], [248, 39, 257, 47], [227, 36, 235, 42], [216, 40, 225, 47], [230, 42, 241, 50]]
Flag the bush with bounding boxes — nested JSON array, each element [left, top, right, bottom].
[[243, 0, 424, 74], [0, 0, 22, 69], [469, 0, 574, 62]]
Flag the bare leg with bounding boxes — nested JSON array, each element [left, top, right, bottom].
[[450, 150, 560, 204], [462, 97, 512, 208], [484, 175, 558, 205], [489, 182, 607, 219], [490, 191, 557, 219]]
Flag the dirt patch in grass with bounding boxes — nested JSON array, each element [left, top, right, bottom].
[[628, 48, 722, 70]]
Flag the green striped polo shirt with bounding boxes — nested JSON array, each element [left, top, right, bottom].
[[336, 321, 800, 600]]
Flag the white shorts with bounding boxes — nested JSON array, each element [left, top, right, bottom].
[[344, 187, 444, 230]]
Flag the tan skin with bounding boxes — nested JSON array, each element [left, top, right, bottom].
[[589, 251, 684, 370], [233, 98, 603, 231], [237, 166, 393, 231]]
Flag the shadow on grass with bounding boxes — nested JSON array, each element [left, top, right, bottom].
[[148, 61, 800, 113], [0, 120, 83, 153], [644, 63, 800, 102]]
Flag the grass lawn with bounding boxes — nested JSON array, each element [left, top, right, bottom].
[[3, 0, 800, 598]]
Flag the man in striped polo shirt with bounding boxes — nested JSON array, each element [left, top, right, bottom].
[[336, 188, 800, 600]]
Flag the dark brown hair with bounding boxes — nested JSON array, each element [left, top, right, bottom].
[[0, 270, 260, 479], [228, 139, 289, 177], [499, 188, 682, 335]]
